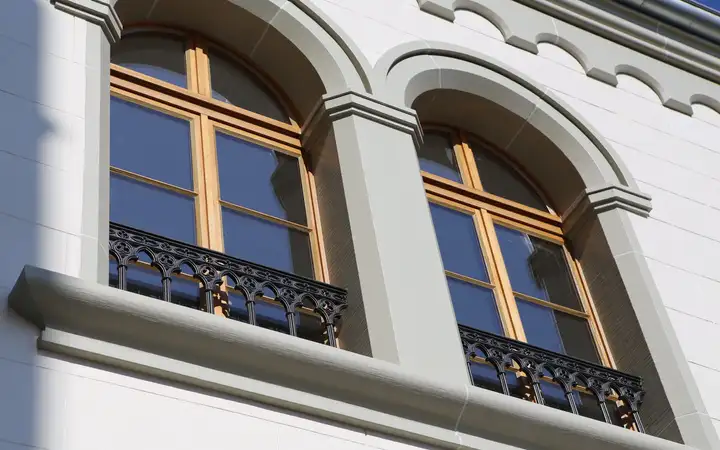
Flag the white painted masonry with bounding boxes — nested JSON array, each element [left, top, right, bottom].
[[1, 0, 720, 449]]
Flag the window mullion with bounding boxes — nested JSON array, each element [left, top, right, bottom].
[[193, 39, 212, 97], [478, 209, 527, 342], [198, 114, 223, 252], [458, 130, 483, 190], [185, 36, 200, 94]]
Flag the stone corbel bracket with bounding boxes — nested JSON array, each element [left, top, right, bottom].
[[303, 91, 424, 152], [563, 184, 653, 235], [416, 0, 720, 116], [51, 0, 122, 44]]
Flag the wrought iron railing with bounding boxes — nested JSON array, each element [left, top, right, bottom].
[[108, 222, 348, 346], [459, 324, 645, 432]]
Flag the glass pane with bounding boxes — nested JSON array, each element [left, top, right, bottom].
[[222, 208, 313, 278], [111, 34, 187, 88], [447, 277, 503, 335], [417, 132, 462, 182], [472, 142, 546, 210], [540, 379, 574, 413], [516, 298, 600, 363], [110, 174, 196, 243], [228, 292, 291, 332], [429, 203, 489, 282], [110, 97, 193, 190], [209, 51, 288, 123], [109, 261, 201, 309], [494, 224, 582, 310], [216, 131, 306, 224], [556, 312, 601, 363], [296, 311, 326, 344], [539, 379, 620, 424]]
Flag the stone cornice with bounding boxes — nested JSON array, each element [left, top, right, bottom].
[[303, 91, 423, 151], [563, 184, 653, 234], [416, 0, 720, 113], [9, 266, 688, 450], [51, 0, 122, 44]]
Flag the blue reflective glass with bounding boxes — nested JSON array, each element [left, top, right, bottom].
[[110, 174, 196, 243], [111, 34, 187, 88], [468, 361, 523, 397], [209, 52, 289, 123], [417, 132, 462, 182], [447, 277, 503, 335], [110, 97, 193, 189], [108, 260, 200, 309], [228, 292, 324, 341], [539, 380, 618, 423], [222, 208, 313, 278], [472, 143, 546, 210], [494, 224, 581, 310], [516, 298, 599, 363], [516, 298, 564, 354], [216, 132, 306, 224], [429, 203, 489, 282]]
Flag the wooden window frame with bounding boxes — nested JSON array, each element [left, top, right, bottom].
[[109, 29, 329, 319], [423, 124, 615, 369]]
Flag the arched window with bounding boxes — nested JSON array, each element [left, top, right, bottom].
[[108, 30, 330, 341], [420, 126, 620, 418]]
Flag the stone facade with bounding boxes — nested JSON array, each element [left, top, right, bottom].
[[1, 0, 719, 449]]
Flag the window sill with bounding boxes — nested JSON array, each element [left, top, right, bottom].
[[9, 266, 689, 450]]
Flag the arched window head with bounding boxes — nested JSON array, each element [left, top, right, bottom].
[[111, 31, 291, 123], [418, 130, 547, 211], [419, 126, 617, 419]]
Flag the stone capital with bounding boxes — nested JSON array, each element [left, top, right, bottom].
[[303, 91, 423, 152], [52, 0, 122, 44], [563, 184, 653, 234]]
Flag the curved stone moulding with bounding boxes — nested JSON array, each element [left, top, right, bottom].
[[416, 0, 720, 117]]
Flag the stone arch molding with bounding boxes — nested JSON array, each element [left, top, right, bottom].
[[374, 40, 652, 223], [416, 0, 720, 116], [55, 0, 374, 96]]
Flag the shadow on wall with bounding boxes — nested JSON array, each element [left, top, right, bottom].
[[0, 0, 58, 448]]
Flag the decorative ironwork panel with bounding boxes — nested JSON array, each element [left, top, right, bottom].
[[459, 324, 645, 432], [109, 222, 348, 346]]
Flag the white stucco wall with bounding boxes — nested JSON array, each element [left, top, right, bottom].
[[0, 0, 93, 298], [301, 0, 720, 434], [1, 0, 719, 449]]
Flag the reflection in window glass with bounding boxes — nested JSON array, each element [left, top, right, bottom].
[[111, 34, 187, 88], [494, 225, 581, 310], [110, 174, 196, 243], [417, 132, 462, 182], [472, 142, 546, 210], [222, 208, 313, 278], [209, 51, 288, 123], [448, 277, 503, 334], [216, 132, 306, 224], [516, 298, 600, 363], [110, 97, 193, 189], [429, 203, 489, 282]]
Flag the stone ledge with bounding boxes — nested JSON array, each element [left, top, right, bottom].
[[9, 266, 690, 450], [51, 0, 122, 43]]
